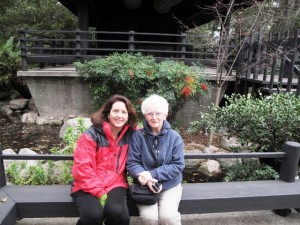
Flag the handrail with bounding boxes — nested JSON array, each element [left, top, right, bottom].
[[18, 29, 228, 70], [0, 152, 286, 161], [1, 141, 300, 188]]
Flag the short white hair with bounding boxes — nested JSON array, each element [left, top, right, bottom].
[[141, 94, 169, 115]]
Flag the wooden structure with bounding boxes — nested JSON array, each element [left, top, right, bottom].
[[18, 28, 300, 95], [1, 142, 300, 224], [58, 0, 263, 33], [238, 29, 300, 95]]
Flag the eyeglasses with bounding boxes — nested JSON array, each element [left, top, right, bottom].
[[145, 112, 163, 118]]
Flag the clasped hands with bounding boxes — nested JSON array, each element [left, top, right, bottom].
[[137, 171, 162, 193]]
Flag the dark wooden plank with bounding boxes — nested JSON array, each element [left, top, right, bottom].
[[0, 189, 17, 225], [179, 180, 300, 214], [2, 185, 77, 218], [2, 185, 139, 217], [3, 180, 300, 218]]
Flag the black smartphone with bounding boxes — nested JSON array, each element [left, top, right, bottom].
[[152, 183, 161, 192]]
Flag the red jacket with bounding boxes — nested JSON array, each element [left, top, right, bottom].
[[72, 121, 132, 198]]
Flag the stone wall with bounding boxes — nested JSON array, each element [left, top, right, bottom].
[[18, 66, 233, 127], [17, 67, 94, 118], [175, 82, 229, 127]]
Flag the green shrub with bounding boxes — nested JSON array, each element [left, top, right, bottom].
[[75, 52, 210, 121], [0, 36, 31, 98], [223, 160, 279, 182], [190, 92, 300, 152], [6, 118, 88, 185]]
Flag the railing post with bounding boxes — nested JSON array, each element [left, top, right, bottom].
[[180, 33, 186, 61], [279, 141, 300, 182], [0, 144, 6, 188], [37, 34, 45, 68], [19, 28, 28, 71], [128, 31, 135, 54], [75, 29, 82, 62]]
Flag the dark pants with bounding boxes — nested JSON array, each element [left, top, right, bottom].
[[72, 187, 130, 225]]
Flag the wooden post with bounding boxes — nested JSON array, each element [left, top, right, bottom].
[[246, 31, 255, 79], [254, 29, 264, 80], [278, 31, 289, 89], [269, 32, 280, 90], [180, 33, 186, 61], [128, 31, 135, 54], [0, 144, 6, 188], [279, 141, 300, 183], [19, 28, 28, 71], [286, 51, 298, 92], [75, 29, 82, 62]]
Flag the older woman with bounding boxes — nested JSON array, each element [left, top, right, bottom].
[[127, 94, 185, 225]]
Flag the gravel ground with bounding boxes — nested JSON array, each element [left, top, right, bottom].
[[16, 210, 300, 225]]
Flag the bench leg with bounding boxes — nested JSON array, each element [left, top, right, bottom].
[[272, 209, 292, 217]]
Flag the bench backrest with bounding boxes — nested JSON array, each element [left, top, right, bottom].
[[1, 141, 300, 187]]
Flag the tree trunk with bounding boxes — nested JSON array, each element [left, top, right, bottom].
[[208, 86, 222, 145]]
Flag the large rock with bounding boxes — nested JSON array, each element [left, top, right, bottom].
[[59, 117, 92, 138], [9, 99, 29, 110], [18, 148, 38, 167], [221, 136, 242, 150], [185, 149, 206, 167], [21, 112, 38, 124], [0, 105, 13, 115], [198, 160, 222, 177], [2, 148, 16, 170]]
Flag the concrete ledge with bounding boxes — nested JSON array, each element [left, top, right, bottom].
[[15, 211, 300, 225], [17, 67, 94, 118]]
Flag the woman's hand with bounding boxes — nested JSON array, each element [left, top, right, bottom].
[[137, 171, 153, 185], [147, 180, 162, 193]]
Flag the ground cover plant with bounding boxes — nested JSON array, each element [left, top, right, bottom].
[[6, 118, 87, 185], [189, 92, 300, 152]]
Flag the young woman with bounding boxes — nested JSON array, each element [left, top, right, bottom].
[[71, 95, 138, 225]]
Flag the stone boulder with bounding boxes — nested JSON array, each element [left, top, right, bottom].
[[59, 117, 92, 138], [21, 112, 39, 124], [198, 160, 222, 177], [9, 99, 29, 110]]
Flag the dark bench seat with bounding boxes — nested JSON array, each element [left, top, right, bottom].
[[1, 141, 300, 224], [1, 180, 300, 225]]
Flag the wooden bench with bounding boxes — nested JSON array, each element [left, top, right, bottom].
[[1, 141, 300, 225]]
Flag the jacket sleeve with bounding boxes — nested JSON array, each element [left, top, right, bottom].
[[126, 131, 146, 178], [72, 133, 106, 198]]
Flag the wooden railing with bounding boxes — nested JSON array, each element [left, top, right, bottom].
[[18, 29, 231, 70], [18, 28, 300, 94], [238, 29, 300, 95], [1, 141, 300, 188]]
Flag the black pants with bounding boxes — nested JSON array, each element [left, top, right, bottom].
[[72, 187, 130, 225]]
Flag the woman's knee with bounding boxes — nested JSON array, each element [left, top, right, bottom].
[[80, 207, 103, 224], [105, 204, 129, 222]]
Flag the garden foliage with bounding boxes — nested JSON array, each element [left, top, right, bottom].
[[222, 160, 279, 182], [190, 92, 300, 152], [75, 53, 209, 121], [6, 118, 87, 185]]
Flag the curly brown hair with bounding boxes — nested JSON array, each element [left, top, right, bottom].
[[90, 95, 138, 129]]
